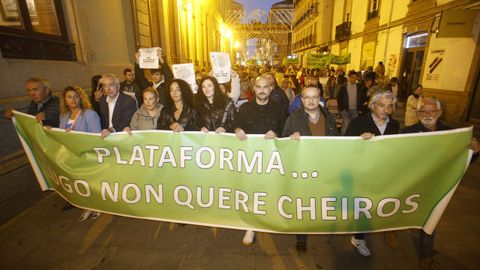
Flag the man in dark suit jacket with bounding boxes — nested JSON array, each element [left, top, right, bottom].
[[99, 74, 137, 137], [344, 90, 400, 257], [337, 70, 368, 135]]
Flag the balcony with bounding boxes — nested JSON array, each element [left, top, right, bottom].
[[292, 3, 318, 29], [335, 21, 351, 42]]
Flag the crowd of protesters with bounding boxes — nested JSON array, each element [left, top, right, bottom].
[[3, 49, 480, 270]]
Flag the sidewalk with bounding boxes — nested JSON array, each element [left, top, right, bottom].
[[0, 159, 479, 270]]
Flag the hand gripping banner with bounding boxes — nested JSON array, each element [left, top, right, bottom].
[[12, 111, 473, 235]]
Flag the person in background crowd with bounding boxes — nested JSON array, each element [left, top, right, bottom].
[[405, 85, 424, 127], [262, 72, 290, 116], [90, 75, 103, 115], [134, 48, 173, 106], [99, 74, 137, 138], [234, 76, 286, 246], [401, 97, 479, 270], [385, 77, 400, 99], [280, 78, 295, 104], [375, 61, 385, 79], [157, 79, 199, 132], [345, 90, 400, 257], [282, 84, 339, 252], [126, 87, 163, 131], [4, 77, 60, 127], [119, 68, 142, 106], [195, 76, 237, 133], [58, 86, 102, 221], [364, 73, 380, 98], [337, 70, 368, 135]]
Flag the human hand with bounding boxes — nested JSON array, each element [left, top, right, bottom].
[[215, 127, 226, 134], [471, 137, 479, 154], [100, 129, 110, 138], [123, 127, 132, 136], [170, 122, 184, 132], [290, 132, 300, 140], [3, 108, 13, 119], [157, 48, 164, 64], [35, 112, 46, 122], [264, 130, 277, 139], [201, 127, 209, 133], [235, 128, 247, 141], [360, 132, 374, 140]]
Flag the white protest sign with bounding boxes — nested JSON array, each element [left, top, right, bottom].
[[210, 52, 231, 83], [139, 47, 160, 69], [172, 63, 198, 93]]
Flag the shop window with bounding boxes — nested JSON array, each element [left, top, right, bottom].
[[0, 0, 75, 61]]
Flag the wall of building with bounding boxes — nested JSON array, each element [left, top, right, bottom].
[[0, 0, 136, 98]]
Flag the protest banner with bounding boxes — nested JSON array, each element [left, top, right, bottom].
[[172, 63, 198, 93], [138, 47, 160, 69], [13, 112, 473, 234], [210, 52, 231, 83], [306, 53, 329, 69]]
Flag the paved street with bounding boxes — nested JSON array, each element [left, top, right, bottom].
[[0, 156, 479, 270]]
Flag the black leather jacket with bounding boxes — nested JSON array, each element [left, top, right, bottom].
[[197, 100, 237, 132], [156, 105, 199, 131]]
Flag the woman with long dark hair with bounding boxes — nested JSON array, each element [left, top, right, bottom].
[[157, 79, 199, 131], [195, 76, 236, 133]]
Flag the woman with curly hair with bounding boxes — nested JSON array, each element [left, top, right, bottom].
[[157, 79, 199, 131], [59, 86, 102, 221], [195, 76, 236, 133], [59, 86, 101, 133]]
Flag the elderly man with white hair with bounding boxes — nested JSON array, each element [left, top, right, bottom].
[[345, 90, 401, 256], [401, 97, 479, 269]]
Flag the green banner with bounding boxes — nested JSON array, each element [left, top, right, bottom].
[[13, 111, 472, 234], [306, 53, 329, 69], [331, 53, 351, 65], [283, 57, 299, 66]]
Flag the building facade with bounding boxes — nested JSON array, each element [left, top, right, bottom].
[[292, 0, 480, 123], [0, 0, 234, 100]]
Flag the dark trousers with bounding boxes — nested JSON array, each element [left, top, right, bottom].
[[296, 234, 307, 242], [419, 230, 436, 258]]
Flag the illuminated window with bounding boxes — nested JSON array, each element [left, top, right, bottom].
[[0, 0, 75, 61], [405, 33, 428, 48]]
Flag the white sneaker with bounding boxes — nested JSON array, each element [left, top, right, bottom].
[[351, 236, 371, 256], [242, 230, 255, 246], [78, 210, 92, 222], [90, 211, 102, 220]]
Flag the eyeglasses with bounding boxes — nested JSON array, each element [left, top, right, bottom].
[[301, 96, 320, 101], [417, 110, 441, 116]]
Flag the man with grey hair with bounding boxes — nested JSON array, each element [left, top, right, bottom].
[[3, 77, 60, 127], [99, 74, 137, 138], [345, 90, 400, 256], [401, 97, 479, 269]]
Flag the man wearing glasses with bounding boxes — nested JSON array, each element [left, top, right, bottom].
[[401, 97, 479, 269], [282, 84, 339, 252]]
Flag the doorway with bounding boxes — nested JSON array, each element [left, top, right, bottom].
[[399, 48, 425, 102], [399, 32, 428, 102]]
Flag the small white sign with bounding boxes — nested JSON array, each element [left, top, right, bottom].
[[139, 47, 160, 69], [172, 63, 198, 93], [210, 52, 231, 83]]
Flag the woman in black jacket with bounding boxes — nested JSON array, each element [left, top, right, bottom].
[[195, 76, 236, 133], [157, 79, 198, 131]]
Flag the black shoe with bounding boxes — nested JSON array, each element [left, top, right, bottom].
[[62, 203, 74, 211], [296, 240, 307, 252]]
